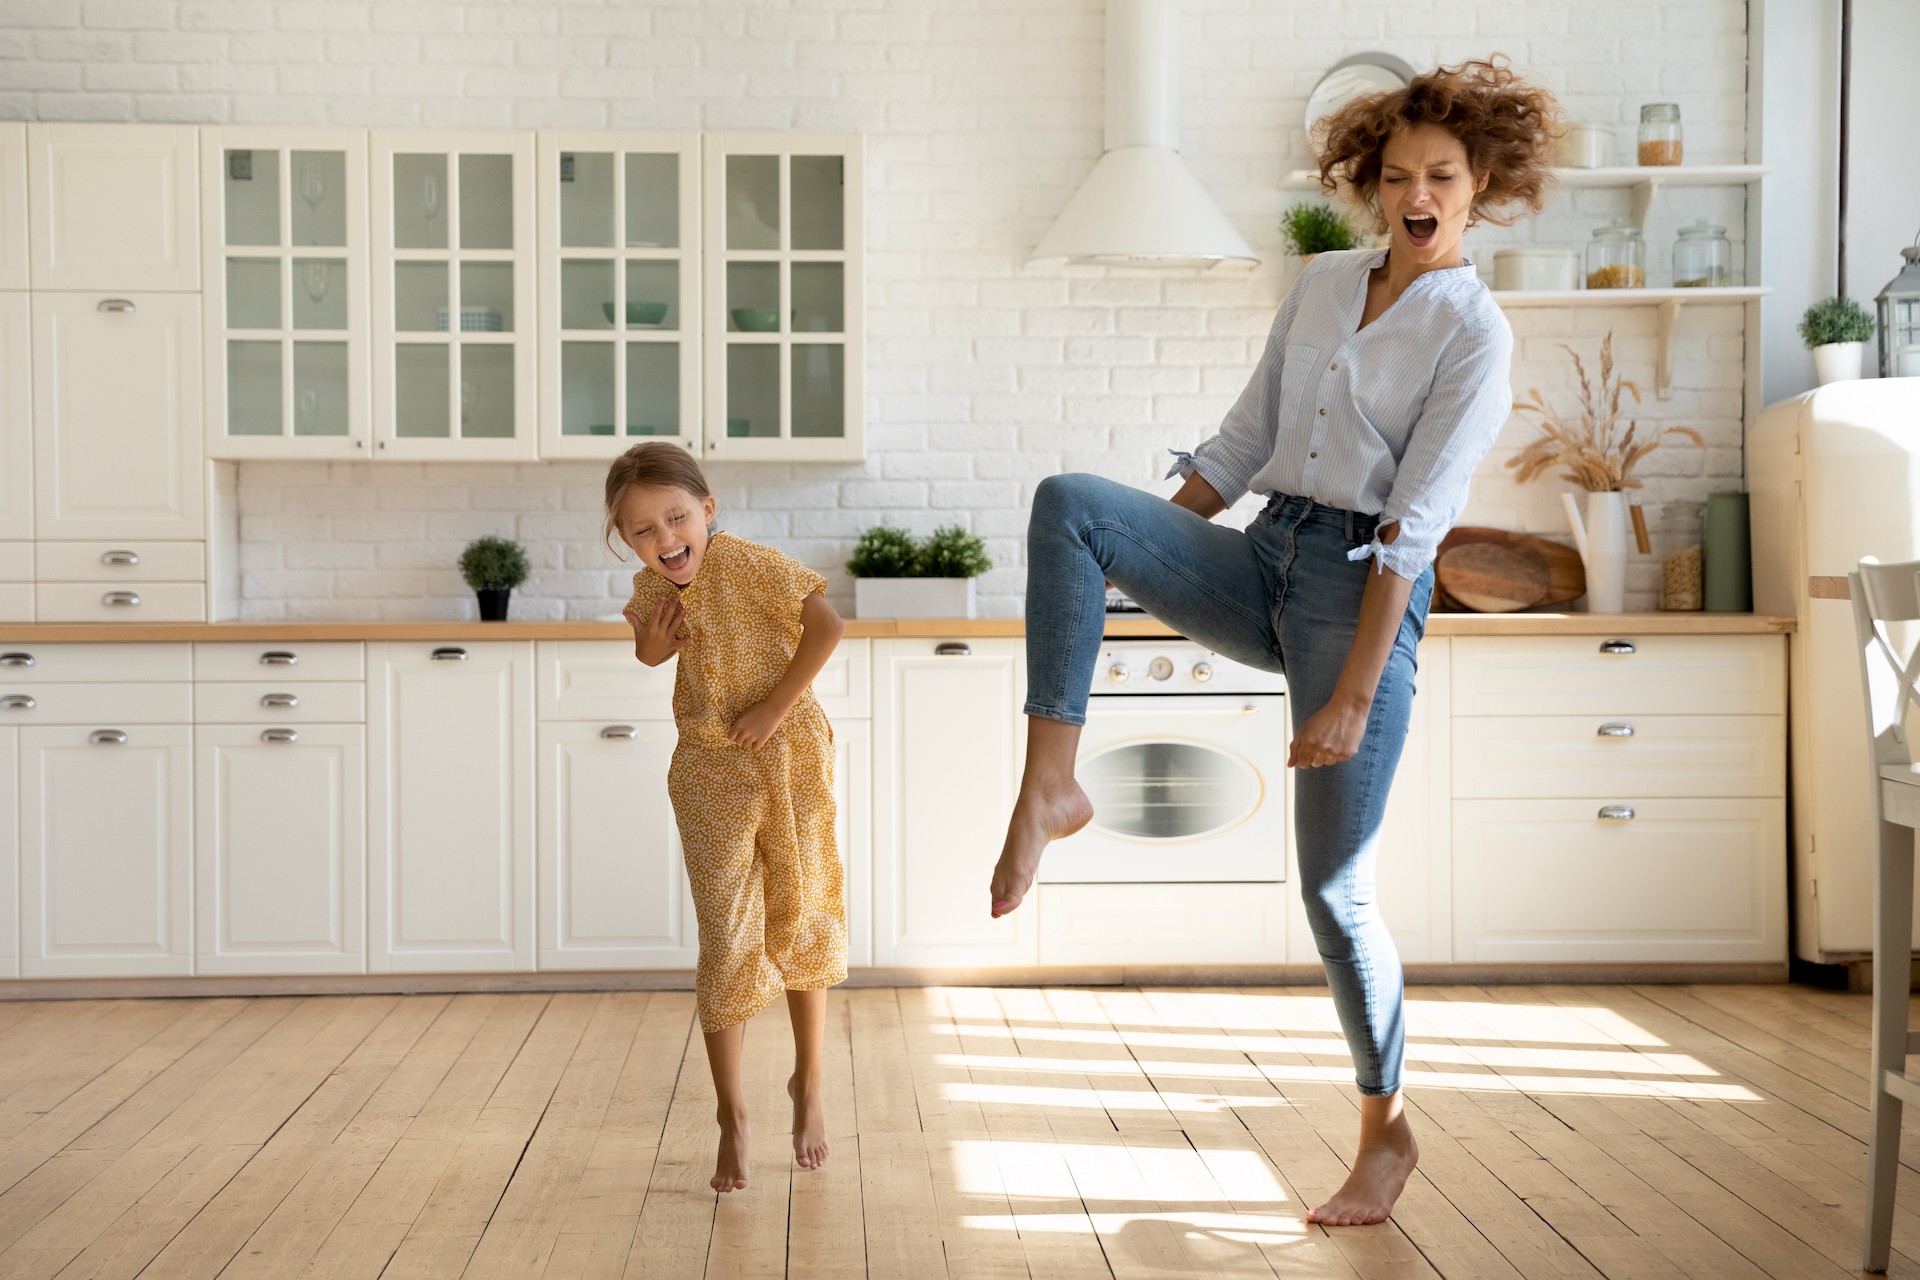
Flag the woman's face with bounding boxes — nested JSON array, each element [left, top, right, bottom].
[[1376, 123, 1488, 268], [616, 483, 716, 586]]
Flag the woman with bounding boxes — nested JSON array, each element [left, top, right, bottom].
[[990, 57, 1560, 1226]]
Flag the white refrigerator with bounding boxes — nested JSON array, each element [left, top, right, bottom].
[[1750, 379, 1920, 964]]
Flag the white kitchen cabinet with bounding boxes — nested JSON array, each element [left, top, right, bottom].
[[27, 124, 199, 292], [537, 131, 702, 461], [372, 131, 537, 460], [0, 123, 26, 291], [368, 641, 534, 972], [701, 133, 864, 463], [32, 292, 205, 542], [872, 636, 1032, 967], [203, 128, 371, 459], [195, 723, 365, 975], [0, 291, 31, 619], [0, 728, 16, 978], [20, 724, 193, 977]]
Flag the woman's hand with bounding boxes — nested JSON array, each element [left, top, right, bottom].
[[625, 598, 687, 666], [1288, 690, 1372, 769], [729, 700, 786, 749]]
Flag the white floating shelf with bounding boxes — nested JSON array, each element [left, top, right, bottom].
[[1492, 286, 1769, 306], [1281, 165, 1769, 228]]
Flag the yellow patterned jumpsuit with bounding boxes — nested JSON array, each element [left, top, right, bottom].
[[627, 532, 847, 1033]]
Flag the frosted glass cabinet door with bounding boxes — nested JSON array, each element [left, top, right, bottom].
[[202, 129, 370, 459], [701, 133, 864, 463], [0, 292, 31, 542], [372, 132, 537, 460], [0, 123, 26, 291], [28, 123, 199, 292], [536, 132, 701, 461]]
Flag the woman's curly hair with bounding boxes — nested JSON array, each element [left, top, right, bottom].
[[1313, 56, 1563, 234]]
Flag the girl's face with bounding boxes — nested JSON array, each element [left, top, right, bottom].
[[615, 483, 716, 587], [1377, 123, 1488, 268]]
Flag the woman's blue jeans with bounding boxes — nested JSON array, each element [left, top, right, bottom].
[[1023, 472, 1432, 1097]]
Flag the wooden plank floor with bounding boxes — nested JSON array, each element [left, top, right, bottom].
[[0, 984, 1916, 1278]]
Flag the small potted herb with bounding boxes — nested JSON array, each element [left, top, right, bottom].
[[458, 535, 530, 621], [1279, 202, 1357, 264], [1798, 296, 1876, 385], [846, 524, 993, 619]]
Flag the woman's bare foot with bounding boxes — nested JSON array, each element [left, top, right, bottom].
[[989, 780, 1093, 917], [711, 1108, 750, 1193], [1306, 1109, 1418, 1226], [788, 1073, 829, 1170]]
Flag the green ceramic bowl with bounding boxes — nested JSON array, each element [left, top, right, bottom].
[[729, 306, 779, 332], [602, 301, 670, 326]]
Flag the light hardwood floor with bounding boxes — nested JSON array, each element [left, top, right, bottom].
[[0, 983, 1914, 1278]]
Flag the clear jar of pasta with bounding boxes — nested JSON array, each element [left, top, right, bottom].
[[1672, 219, 1733, 288], [1585, 220, 1646, 289], [1638, 103, 1683, 166]]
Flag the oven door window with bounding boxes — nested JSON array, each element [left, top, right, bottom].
[[1080, 739, 1262, 842]]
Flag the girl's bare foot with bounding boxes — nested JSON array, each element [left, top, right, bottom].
[[1306, 1111, 1418, 1226], [989, 781, 1093, 917], [711, 1108, 750, 1193], [788, 1073, 829, 1170]]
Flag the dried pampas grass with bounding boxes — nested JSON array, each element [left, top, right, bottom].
[[1505, 332, 1704, 493]]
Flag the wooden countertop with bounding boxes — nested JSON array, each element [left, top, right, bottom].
[[0, 612, 1796, 642]]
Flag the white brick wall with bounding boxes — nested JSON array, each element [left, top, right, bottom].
[[2, 0, 1756, 618]]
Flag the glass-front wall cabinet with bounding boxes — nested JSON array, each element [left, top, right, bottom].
[[203, 129, 369, 458], [373, 132, 536, 459], [702, 134, 862, 462], [537, 134, 700, 461]]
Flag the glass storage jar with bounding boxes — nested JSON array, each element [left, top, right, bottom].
[[1672, 219, 1734, 288], [1638, 103, 1684, 166], [1586, 220, 1646, 289], [1655, 500, 1705, 611]]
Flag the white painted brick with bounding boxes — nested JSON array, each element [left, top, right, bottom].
[[83, 1, 176, 31]]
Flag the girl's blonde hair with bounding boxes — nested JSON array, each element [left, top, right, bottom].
[[603, 442, 714, 557]]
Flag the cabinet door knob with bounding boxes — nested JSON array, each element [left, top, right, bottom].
[[260, 693, 299, 708], [933, 642, 972, 657], [431, 647, 469, 661], [1597, 722, 1635, 738], [601, 725, 639, 740], [96, 298, 136, 314], [259, 651, 298, 666], [100, 549, 140, 566], [102, 591, 140, 607], [1598, 639, 1636, 655], [0, 653, 33, 667], [1, 694, 34, 710], [1597, 805, 1636, 821], [89, 729, 128, 745], [260, 728, 299, 744]]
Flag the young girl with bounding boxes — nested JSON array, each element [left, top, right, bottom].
[[607, 442, 847, 1193]]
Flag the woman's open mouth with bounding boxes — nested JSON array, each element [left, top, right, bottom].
[[661, 547, 691, 573], [1403, 214, 1438, 247]]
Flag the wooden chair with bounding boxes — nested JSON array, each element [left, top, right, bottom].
[[1855, 556, 1920, 1272]]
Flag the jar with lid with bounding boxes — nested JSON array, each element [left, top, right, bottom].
[[1586, 220, 1646, 289], [1638, 103, 1683, 166], [1655, 500, 1705, 611], [1672, 219, 1733, 288]]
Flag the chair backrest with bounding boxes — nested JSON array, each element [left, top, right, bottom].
[[1852, 556, 1920, 769]]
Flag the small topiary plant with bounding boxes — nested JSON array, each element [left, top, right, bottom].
[[916, 525, 993, 578], [845, 525, 920, 578], [1798, 296, 1876, 348], [458, 535, 531, 591], [1279, 202, 1357, 256]]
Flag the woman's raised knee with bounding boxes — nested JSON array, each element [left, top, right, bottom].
[[1031, 472, 1110, 526]]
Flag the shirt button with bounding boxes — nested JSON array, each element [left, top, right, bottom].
[[1318, 407, 1327, 416], [1310, 451, 1319, 459], [1329, 363, 1338, 371]]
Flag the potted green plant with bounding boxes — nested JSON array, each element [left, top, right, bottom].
[[846, 524, 992, 619], [1798, 296, 1876, 385], [458, 535, 530, 621], [1279, 202, 1357, 264]]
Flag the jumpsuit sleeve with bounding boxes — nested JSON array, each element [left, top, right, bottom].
[[739, 540, 829, 623], [627, 567, 669, 619]]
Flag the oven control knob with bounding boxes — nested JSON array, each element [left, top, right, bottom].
[[1191, 661, 1214, 684], [1107, 662, 1130, 684], [1147, 656, 1174, 682]]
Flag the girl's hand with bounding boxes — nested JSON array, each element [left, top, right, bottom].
[[728, 700, 786, 750], [1288, 691, 1371, 770], [625, 598, 687, 666]]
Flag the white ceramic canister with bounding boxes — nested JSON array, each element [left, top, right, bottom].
[[1493, 247, 1582, 292], [1558, 123, 1611, 168]]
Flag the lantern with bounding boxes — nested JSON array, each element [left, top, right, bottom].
[[1877, 233, 1920, 378]]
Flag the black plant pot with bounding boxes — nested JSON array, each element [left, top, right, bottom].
[[476, 587, 512, 621]]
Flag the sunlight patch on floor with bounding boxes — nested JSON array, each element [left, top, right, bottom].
[[961, 1211, 1307, 1243], [951, 1139, 1288, 1202], [936, 1044, 1718, 1077]]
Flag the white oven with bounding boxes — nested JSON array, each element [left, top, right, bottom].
[[1039, 638, 1288, 884]]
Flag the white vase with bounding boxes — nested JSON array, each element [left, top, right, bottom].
[[853, 577, 976, 620], [1812, 341, 1864, 385], [1561, 491, 1630, 613]]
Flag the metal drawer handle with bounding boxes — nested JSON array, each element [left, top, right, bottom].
[[97, 298, 136, 314], [259, 651, 298, 666], [1597, 722, 1635, 738], [1597, 805, 1636, 821], [90, 729, 128, 745], [260, 693, 299, 708], [100, 549, 140, 566], [1598, 639, 1636, 655], [0, 652, 34, 667], [1, 694, 34, 710], [260, 728, 299, 744], [431, 647, 469, 662], [934, 642, 972, 657], [102, 591, 141, 607], [601, 724, 639, 740]]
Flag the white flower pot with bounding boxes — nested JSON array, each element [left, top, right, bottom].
[[853, 577, 976, 619], [1812, 341, 1864, 385]]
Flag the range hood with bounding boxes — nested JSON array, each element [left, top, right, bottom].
[[1029, 0, 1258, 270]]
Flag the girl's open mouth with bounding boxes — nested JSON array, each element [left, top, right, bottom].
[[661, 547, 691, 572], [1403, 214, 1438, 247]]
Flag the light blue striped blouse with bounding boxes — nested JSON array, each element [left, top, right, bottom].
[[1169, 247, 1514, 583]]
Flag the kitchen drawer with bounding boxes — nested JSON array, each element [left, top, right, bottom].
[[0, 583, 29, 621], [1452, 635, 1784, 717], [0, 681, 191, 724], [195, 681, 366, 724], [1037, 882, 1286, 966], [1452, 715, 1785, 799], [195, 642, 365, 682], [536, 638, 870, 721], [0, 642, 191, 681], [0, 541, 30, 579], [36, 540, 205, 582], [1452, 797, 1785, 962], [36, 582, 205, 623]]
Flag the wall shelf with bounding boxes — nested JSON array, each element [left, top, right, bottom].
[[1282, 165, 1770, 229], [1489, 287, 1771, 401]]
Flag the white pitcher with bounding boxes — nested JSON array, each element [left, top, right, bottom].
[[1561, 490, 1630, 613]]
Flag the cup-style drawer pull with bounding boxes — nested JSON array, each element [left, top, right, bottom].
[[1, 694, 34, 710], [260, 728, 299, 744], [102, 591, 141, 607], [259, 651, 298, 666], [97, 298, 136, 314], [0, 652, 34, 667], [1598, 639, 1636, 655], [1597, 805, 1636, 821], [601, 724, 639, 740], [934, 642, 972, 657], [100, 549, 140, 566], [90, 729, 128, 745], [1597, 722, 1635, 738], [260, 693, 300, 709], [431, 647, 469, 662]]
